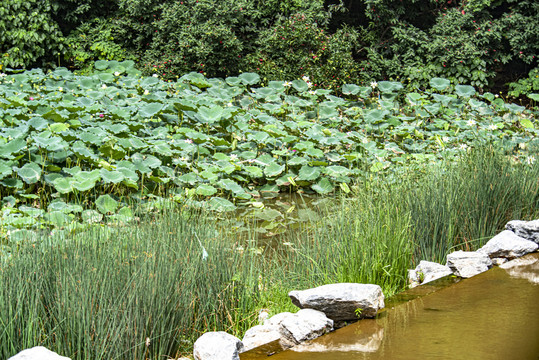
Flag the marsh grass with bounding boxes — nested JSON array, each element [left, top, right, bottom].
[[401, 146, 539, 263], [0, 209, 263, 360]]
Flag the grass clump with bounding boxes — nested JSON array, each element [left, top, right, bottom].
[[401, 146, 539, 263], [0, 209, 263, 359]]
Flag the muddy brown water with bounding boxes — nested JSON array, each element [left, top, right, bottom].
[[242, 253, 539, 360]]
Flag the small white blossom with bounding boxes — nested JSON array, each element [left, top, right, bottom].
[[526, 156, 536, 165], [370, 81, 378, 89], [143, 89, 150, 95], [459, 144, 469, 150], [101, 84, 107, 90], [302, 75, 310, 82], [466, 119, 476, 126], [114, 71, 120, 76], [308, 90, 316, 95], [58, 87, 63, 92], [229, 154, 238, 161], [283, 81, 292, 87], [442, 136, 450, 143], [0, 73, 6, 77], [185, 139, 193, 144], [488, 124, 498, 131], [152, 74, 159, 78]]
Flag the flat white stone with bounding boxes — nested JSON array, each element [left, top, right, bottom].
[[279, 309, 333, 346], [479, 230, 538, 259], [414, 260, 453, 285], [446, 251, 492, 278], [289, 283, 384, 320], [241, 324, 282, 351], [505, 219, 539, 244]]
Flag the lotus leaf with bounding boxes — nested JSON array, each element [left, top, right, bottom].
[[95, 194, 119, 214]]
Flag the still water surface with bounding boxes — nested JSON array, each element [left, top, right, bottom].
[[242, 253, 539, 360]]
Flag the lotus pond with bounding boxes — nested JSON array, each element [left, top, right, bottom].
[[1, 60, 538, 249]]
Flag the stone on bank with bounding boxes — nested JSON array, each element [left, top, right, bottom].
[[193, 331, 244, 360], [8, 346, 71, 360], [446, 250, 492, 278], [288, 283, 385, 321], [505, 219, 539, 244], [478, 230, 538, 259]]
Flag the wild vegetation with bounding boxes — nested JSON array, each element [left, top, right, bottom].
[[1, 1, 538, 358], [1, 146, 537, 360]]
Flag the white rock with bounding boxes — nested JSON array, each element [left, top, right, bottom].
[[446, 251, 492, 278], [505, 219, 539, 244], [279, 309, 333, 346], [288, 283, 384, 321], [8, 347, 71, 360], [193, 331, 244, 360], [479, 230, 538, 259], [409, 261, 453, 285], [264, 312, 294, 326], [241, 324, 282, 351]]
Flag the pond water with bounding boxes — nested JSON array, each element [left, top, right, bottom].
[[241, 253, 539, 360]]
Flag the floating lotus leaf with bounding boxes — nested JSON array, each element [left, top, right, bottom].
[[239, 72, 260, 86], [455, 85, 476, 97], [208, 197, 237, 212], [297, 165, 321, 181]]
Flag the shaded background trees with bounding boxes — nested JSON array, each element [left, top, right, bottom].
[[0, 0, 537, 96]]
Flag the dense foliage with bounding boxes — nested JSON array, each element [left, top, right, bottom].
[[0, 1, 537, 96]]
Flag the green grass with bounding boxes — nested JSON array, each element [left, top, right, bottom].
[[1, 146, 537, 359], [401, 145, 539, 263]]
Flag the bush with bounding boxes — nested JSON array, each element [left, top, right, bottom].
[[0, 0, 64, 70], [244, 14, 361, 89]]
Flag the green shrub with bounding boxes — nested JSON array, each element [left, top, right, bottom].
[[64, 17, 135, 72], [0, 0, 64, 70], [244, 14, 361, 89]]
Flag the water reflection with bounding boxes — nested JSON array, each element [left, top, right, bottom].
[[500, 255, 539, 284], [291, 321, 383, 353]]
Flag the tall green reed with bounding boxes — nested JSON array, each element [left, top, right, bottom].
[[0, 208, 263, 360], [400, 145, 539, 263]]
